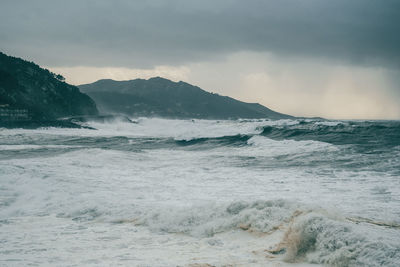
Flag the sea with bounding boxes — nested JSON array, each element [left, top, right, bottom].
[[1, 118, 399, 266]]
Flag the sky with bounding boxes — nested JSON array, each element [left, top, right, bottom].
[[1, 0, 399, 119]]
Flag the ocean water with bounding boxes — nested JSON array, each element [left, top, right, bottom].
[[1, 118, 400, 266]]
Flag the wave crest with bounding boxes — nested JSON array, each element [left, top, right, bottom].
[[136, 200, 400, 266], [281, 213, 400, 266]]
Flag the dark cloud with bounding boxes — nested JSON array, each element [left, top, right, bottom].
[[1, 0, 399, 68]]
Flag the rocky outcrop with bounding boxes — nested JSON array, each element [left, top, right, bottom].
[[0, 52, 98, 121]]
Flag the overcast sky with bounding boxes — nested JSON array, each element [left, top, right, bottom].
[[1, 0, 399, 119]]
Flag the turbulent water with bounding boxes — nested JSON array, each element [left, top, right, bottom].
[[1, 118, 400, 266]]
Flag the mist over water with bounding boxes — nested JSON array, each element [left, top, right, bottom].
[[1, 118, 400, 266]]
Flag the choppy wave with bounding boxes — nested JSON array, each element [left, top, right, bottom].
[[1, 117, 400, 266], [260, 120, 400, 148], [282, 213, 400, 266], [49, 198, 400, 266], [133, 200, 400, 266], [175, 134, 252, 147], [247, 135, 337, 154], [2, 118, 399, 149], [145, 118, 400, 151]]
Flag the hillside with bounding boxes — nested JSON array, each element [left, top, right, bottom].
[[79, 77, 292, 119], [0, 52, 98, 121]]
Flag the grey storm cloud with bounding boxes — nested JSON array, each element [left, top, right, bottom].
[[1, 0, 399, 68]]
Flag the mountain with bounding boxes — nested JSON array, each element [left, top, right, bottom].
[[0, 52, 98, 121], [79, 77, 292, 119]]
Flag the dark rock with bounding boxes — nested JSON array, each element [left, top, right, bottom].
[[0, 51, 98, 122]]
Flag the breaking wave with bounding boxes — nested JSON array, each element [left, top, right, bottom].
[[282, 213, 400, 266], [175, 134, 251, 147], [2, 117, 400, 266], [261, 120, 400, 148], [137, 200, 400, 266], [151, 119, 400, 151]]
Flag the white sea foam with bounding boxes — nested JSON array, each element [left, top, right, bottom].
[[137, 201, 400, 266], [246, 135, 337, 155], [0, 117, 303, 140], [314, 121, 345, 127], [282, 212, 400, 266], [1, 118, 399, 266], [0, 144, 78, 150]]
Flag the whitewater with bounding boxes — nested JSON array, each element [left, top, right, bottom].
[[1, 118, 400, 266]]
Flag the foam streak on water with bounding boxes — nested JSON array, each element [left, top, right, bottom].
[[0, 118, 400, 266]]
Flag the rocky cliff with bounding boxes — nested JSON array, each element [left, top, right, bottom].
[[0, 52, 98, 121]]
